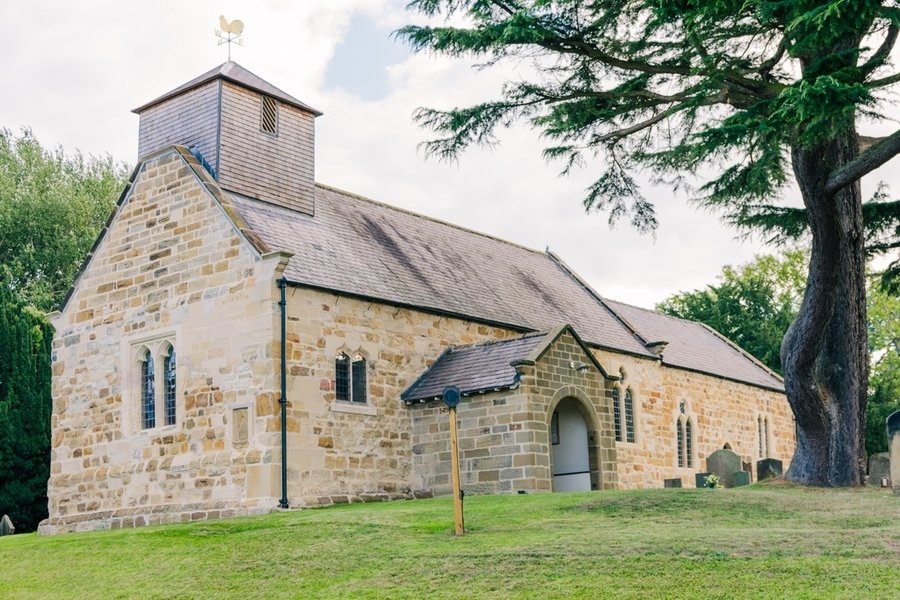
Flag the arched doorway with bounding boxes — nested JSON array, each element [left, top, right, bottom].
[[550, 397, 592, 492]]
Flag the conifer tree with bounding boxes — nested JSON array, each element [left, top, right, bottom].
[[400, 1, 900, 485], [0, 281, 53, 532]]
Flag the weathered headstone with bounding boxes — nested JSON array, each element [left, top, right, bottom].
[[706, 448, 742, 488], [0, 515, 14, 536], [695, 473, 712, 488], [757, 458, 783, 481], [888, 410, 900, 496], [868, 452, 891, 487], [730, 471, 751, 487], [664, 478, 683, 488], [742, 461, 753, 480]]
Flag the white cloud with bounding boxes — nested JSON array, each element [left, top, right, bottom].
[[4, 1, 891, 310]]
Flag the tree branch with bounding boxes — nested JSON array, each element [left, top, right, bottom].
[[825, 128, 900, 193], [756, 33, 791, 76], [860, 22, 899, 75], [865, 70, 900, 88], [594, 96, 720, 143]]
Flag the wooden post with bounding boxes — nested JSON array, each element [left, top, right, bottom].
[[449, 404, 464, 535], [442, 385, 464, 535]]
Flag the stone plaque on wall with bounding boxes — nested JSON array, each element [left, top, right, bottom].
[[233, 407, 249, 446]]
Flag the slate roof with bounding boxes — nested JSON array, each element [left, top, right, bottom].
[[225, 184, 785, 391], [132, 62, 323, 115], [603, 299, 784, 391], [227, 185, 653, 358], [401, 333, 548, 403]]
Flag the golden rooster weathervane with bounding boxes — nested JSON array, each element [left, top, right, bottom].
[[215, 15, 245, 61]]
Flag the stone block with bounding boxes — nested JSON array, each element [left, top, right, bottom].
[[867, 452, 890, 487], [757, 458, 783, 481], [706, 449, 742, 487], [246, 464, 279, 499]]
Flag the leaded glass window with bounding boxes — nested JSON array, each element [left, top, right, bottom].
[[624, 388, 635, 443], [335, 353, 350, 401], [612, 388, 622, 442], [164, 347, 176, 426], [141, 350, 156, 429], [676, 419, 684, 468], [351, 356, 367, 403], [685, 418, 693, 468]]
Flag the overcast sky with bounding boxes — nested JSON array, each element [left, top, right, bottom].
[[2, 1, 898, 309]]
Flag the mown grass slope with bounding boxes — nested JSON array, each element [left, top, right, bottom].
[[1, 483, 898, 599]]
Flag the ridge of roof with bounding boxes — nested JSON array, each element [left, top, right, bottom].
[[314, 182, 547, 258], [545, 251, 652, 351], [132, 61, 323, 115], [602, 297, 784, 391]]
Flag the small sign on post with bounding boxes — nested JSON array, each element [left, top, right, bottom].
[[443, 385, 464, 535]]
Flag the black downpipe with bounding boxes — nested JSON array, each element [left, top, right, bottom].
[[278, 278, 289, 509]]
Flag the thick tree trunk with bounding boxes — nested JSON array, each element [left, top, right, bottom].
[[782, 131, 869, 486]]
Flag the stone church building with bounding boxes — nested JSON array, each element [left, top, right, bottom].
[[40, 63, 795, 534]]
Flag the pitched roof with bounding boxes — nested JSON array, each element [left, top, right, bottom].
[[603, 299, 784, 391], [226, 185, 653, 358], [132, 62, 322, 115], [401, 332, 547, 403]]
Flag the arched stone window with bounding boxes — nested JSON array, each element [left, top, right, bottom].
[[130, 335, 178, 432], [612, 387, 622, 442], [335, 352, 351, 401], [141, 349, 156, 430], [335, 351, 367, 404], [624, 388, 635, 443], [164, 346, 177, 426], [685, 418, 694, 468], [674, 400, 696, 469], [676, 419, 685, 468]]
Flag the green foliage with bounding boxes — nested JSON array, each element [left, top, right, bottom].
[[0, 128, 129, 312], [657, 249, 808, 374], [399, 1, 899, 260], [0, 280, 53, 533], [658, 250, 900, 456], [865, 283, 900, 455]]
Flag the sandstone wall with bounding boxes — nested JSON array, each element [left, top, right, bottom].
[[282, 288, 520, 506], [593, 349, 795, 488], [42, 149, 284, 533]]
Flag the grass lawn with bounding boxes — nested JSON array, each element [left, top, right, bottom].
[[1, 483, 898, 599]]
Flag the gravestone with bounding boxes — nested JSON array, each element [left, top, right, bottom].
[[706, 448, 742, 488], [0, 515, 14, 536], [742, 461, 753, 480], [757, 458, 783, 481], [695, 473, 712, 488], [730, 471, 751, 487], [868, 452, 891, 487], [664, 478, 683, 488], [888, 410, 900, 496]]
